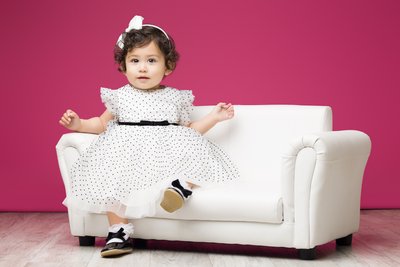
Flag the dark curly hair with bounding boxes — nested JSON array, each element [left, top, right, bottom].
[[114, 26, 179, 73]]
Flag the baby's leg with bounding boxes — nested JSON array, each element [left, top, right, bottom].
[[187, 181, 199, 189], [107, 212, 128, 225]]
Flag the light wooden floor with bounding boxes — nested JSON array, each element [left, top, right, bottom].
[[0, 210, 399, 267]]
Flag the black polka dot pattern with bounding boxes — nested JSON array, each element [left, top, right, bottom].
[[68, 84, 240, 218]]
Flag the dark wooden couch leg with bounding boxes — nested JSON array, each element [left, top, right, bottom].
[[336, 234, 352, 246], [79, 236, 96, 246], [298, 247, 316, 260], [133, 238, 148, 249]]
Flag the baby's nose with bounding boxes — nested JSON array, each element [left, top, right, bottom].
[[139, 63, 148, 72]]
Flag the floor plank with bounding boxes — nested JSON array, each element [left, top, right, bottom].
[[0, 210, 399, 267]]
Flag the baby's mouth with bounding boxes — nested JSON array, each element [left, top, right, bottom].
[[138, 77, 150, 80]]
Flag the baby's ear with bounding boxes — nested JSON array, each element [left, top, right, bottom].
[[164, 69, 173, 76], [119, 64, 126, 74], [165, 61, 176, 75]]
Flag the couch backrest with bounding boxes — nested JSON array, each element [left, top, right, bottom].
[[191, 105, 332, 183]]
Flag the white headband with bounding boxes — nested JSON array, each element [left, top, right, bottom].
[[116, 15, 170, 49]]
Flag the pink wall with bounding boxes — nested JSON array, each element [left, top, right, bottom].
[[1, 0, 399, 211]]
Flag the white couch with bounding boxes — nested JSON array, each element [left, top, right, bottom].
[[56, 105, 371, 259]]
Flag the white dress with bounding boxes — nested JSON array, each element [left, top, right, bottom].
[[66, 84, 240, 218]]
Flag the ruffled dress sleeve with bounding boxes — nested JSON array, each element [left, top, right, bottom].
[[100, 87, 119, 118], [179, 90, 195, 126]]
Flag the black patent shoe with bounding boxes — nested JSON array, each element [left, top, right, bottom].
[[100, 228, 133, 257]]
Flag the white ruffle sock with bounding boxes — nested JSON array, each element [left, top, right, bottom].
[[106, 223, 134, 244]]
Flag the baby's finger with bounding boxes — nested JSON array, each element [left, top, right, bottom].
[[62, 114, 72, 122], [61, 117, 70, 124], [67, 111, 75, 118], [59, 119, 67, 126]]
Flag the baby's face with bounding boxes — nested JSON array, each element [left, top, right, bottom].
[[124, 41, 172, 90]]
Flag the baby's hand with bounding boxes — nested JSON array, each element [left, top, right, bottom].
[[59, 109, 82, 131], [211, 103, 235, 122]]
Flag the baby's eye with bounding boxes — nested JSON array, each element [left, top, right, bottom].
[[148, 58, 157, 63], [131, 59, 139, 63]]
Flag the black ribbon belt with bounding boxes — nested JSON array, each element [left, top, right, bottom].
[[117, 120, 179, 126]]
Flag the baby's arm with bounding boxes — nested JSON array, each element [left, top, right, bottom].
[[59, 109, 114, 134], [189, 102, 234, 135]]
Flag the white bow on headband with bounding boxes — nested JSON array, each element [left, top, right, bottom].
[[116, 15, 170, 49]]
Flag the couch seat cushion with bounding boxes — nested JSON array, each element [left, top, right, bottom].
[[153, 181, 283, 224]]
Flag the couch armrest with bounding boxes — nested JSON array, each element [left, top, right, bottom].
[[55, 133, 99, 236], [280, 130, 371, 248], [55, 132, 99, 195]]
